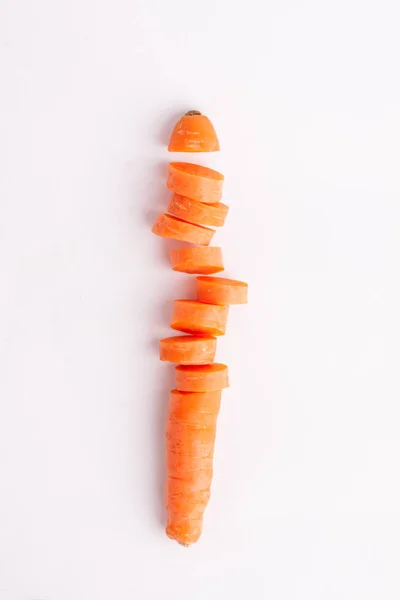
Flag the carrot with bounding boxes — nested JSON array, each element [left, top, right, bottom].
[[168, 193, 229, 228], [176, 363, 229, 392], [160, 335, 217, 365], [168, 110, 220, 153], [151, 213, 214, 246], [171, 299, 229, 336], [166, 389, 221, 545], [167, 162, 224, 204], [170, 247, 224, 275], [196, 276, 248, 305]]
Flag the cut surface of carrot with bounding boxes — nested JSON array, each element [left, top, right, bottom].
[[160, 335, 217, 365], [167, 162, 224, 204], [151, 213, 214, 246], [168, 194, 228, 228], [166, 389, 221, 545], [171, 300, 229, 336], [168, 110, 220, 153], [196, 276, 248, 305], [170, 247, 224, 275], [176, 363, 229, 392]]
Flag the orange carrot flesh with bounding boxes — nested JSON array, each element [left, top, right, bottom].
[[171, 300, 229, 336], [168, 193, 229, 228], [166, 389, 221, 545], [176, 363, 229, 392], [196, 276, 248, 305], [151, 213, 215, 246], [160, 335, 217, 365], [168, 111, 220, 153], [167, 162, 224, 204], [170, 247, 224, 275]]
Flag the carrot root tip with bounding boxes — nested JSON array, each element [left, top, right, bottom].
[[185, 110, 201, 116]]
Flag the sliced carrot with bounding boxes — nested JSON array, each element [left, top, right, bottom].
[[196, 276, 248, 305], [166, 389, 221, 545], [170, 247, 224, 275], [168, 194, 229, 228], [171, 300, 229, 336], [168, 110, 220, 153], [151, 213, 214, 246], [176, 363, 229, 392], [160, 335, 217, 365], [167, 162, 224, 204]]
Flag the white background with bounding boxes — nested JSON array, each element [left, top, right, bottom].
[[1, 0, 400, 598]]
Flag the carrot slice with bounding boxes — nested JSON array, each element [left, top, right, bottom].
[[171, 247, 224, 275], [167, 162, 224, 204], [168, 194, 229, 228], [176, 363, 229, 392], [168, 110, 220, 153], [196, 276, 248, 305], [171, 300, 229, 336], [166, 389, 221, 545], [151, 213, 214, 246], [160, 335, 217, 365]]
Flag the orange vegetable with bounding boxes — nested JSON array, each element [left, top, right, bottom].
[[166, 389, 222, 545], [151, 213, 214, 246], [170, 247, 224, 275], [167, 162, 224, 204], [168, 193, 229, 228], [168, 110, 220, 153], [196, 276, 248, 305], [176, 363, 229, 392], [171, 300, 229, 336], [160, 335, 217, 365]]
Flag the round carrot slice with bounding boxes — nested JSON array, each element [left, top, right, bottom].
[[196, 276, 248, 305], [167, 162, 224, 204], [168, 110, 220, 153], [171, 300, 229, 336], [160, 335, 217, 365], [168, 194, 229, 227], [175, 363, 229, 392], [171, 247, 224, 275], [151, 213, 214, 246]]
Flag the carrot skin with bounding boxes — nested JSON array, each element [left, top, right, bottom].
[[175, 363, 229, 392], [196, 276, 248, 305], [166, 390, 221, 545], [151, 213, 215, 246], [160, 335, 217, 365], [167, 162, 224, 204], [171, 247, 224, 275], [170, 300, 229, 336]]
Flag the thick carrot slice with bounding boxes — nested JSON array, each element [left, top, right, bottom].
[[176, 363, 229, 392], [170, 247, 224, 275], [171, 300, 229, 336], [168, 194, 229, 228], [196, 276, 248, 305], [166, 389, 221, 545], [167, 162, 224, 204], [151, 213, 214, 246], [160, 335, 217, 365], [168, 110, 220, 153]]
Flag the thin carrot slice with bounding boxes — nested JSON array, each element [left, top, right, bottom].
[[175, 363, 229, 392], [160, 335, 217, 365], [151, 213, 214, 246], [196, 276, 248, 305], [170, 300, 229, 336], [168, 194, 229, 228], [168, 110, 220, 153], [166, 389, 221, 545], [167, 162, 224, 204], [171, 247, 224, 275]]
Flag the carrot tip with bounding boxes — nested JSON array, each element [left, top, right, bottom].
[[185, 110, 201, 116]]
